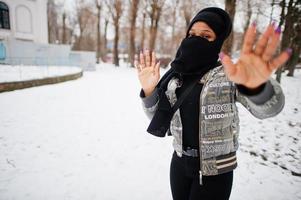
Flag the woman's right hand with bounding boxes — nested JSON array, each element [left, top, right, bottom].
[[135, 50, 160, 97]]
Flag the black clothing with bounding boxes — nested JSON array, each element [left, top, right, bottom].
[[171, 7, 233, 75], [176, 75, 203, 149], [146, 70, 201, 137], [185, 7, 233, 40], [170, 36, 221, 75], [170, 152, 233, 200]]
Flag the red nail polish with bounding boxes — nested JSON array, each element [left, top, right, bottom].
[[251, 21, 257, 27]]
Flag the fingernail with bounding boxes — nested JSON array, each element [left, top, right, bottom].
[[275, 26, 281, 34], [219, 52, 225, 60], [286, 48, 293, 56], [251, 20, 257, 27], [271, 20, 276, 27]]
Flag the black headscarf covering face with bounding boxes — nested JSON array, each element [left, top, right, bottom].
[[170, 7, 232, 75]]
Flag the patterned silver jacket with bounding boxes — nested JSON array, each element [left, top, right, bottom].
[[141, 66, 285, 179]]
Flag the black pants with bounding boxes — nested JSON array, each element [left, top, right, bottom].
[[170, 151, 233, 200]]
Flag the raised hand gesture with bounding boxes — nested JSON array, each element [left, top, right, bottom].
[[135, 50, 161, 97], [220, 22, 292, 89]]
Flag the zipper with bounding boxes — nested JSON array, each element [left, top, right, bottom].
[[198, 72, 210, 185]]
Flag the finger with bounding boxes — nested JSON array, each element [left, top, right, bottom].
[[241, 21, 257, 54], [220, 52, 237, 80], [151, 51, 156, 68], [155, 61, 160, 75], [268, 48, 292, 71], [262, 26, 281, 62], [140, 51, 145, 69], [134, 55, 141, 72], [145, 49, 151, 67], [254, 23, 275, 56]]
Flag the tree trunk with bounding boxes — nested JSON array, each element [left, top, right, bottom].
[[140, 11, 146, 51], [181, 0, 192, 29], [107, 0, 122, 66], [148, 1, 164, 51], [243, 0, 252, 34], [170, 0, 179, 53], [103, 18, 109, 61], [47, 0, 58, 44], [113, 19, 119, 66], [62, 12, 67, 44], [276, 0, 295, 82], [129, 0, 139, 67], [287, 4, 301, 77], [222, 0, 236, 54], [269, 0, 275, 23], [96, 1, 101, 64]]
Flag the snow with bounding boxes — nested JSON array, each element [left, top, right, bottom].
[[0, 63, 300, 200], [0, 65, 82, 83]]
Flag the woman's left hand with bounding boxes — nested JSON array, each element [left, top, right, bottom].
[[220, 22, 292, 89]]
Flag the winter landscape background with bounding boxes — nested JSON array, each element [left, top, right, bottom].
[[0, 63, 300, 200]]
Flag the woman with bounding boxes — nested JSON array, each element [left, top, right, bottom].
[[135, 7, 291, 200]]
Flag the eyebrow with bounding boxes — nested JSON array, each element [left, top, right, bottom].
[[190, 28, 213, 34]]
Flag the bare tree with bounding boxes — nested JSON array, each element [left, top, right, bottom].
[[285, 0, 301, 77], [276, 0, 294, 82], [75, 0, 91, 49], [181, 0, 195, 28], [47, 0, 59, 43], [269, 0, 276, 23], [170, 0, 180, 51], [147, 0, 166, 51], [139, 0, 148, 51], [95, 0, 102, 63], [103, 16, 109, 60], [129, 0, 140, 67], [222, 0, 236, 54], [106, 0, 123, 66], [243, 0, 252, 34], [62, 11, 67, 44], [73, 0, 97, 51]]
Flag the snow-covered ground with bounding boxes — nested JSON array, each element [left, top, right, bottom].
[[0, 63, 300, 200], [0, 65, 82, 83]]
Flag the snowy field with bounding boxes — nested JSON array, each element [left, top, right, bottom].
[[0, 63, 300, 200], [0, 65, 82, 83]]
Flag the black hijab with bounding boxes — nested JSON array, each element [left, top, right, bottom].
[[170, 7, 232, 75]]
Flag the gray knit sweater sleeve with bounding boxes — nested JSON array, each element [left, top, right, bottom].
[[140, 88, 159, 120], [236, 78, 285, 119]]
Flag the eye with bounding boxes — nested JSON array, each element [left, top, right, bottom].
[[201, 34, 211, 40]]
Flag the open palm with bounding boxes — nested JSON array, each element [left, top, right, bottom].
[[220, 23, 291, 89], [135, 50, 160, 96]]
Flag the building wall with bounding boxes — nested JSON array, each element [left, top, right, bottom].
[[0, 0, 96, 71], [0, 38, 96, 71], [0, 0, 48, 44]]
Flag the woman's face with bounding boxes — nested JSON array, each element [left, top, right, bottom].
[[188, 21, 216, 42]]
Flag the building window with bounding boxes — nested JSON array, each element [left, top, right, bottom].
[[0, 2, 10, 29]]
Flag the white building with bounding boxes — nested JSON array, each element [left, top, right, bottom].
[[0, 0, 48, 43], [0, 0, 96, 71]]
